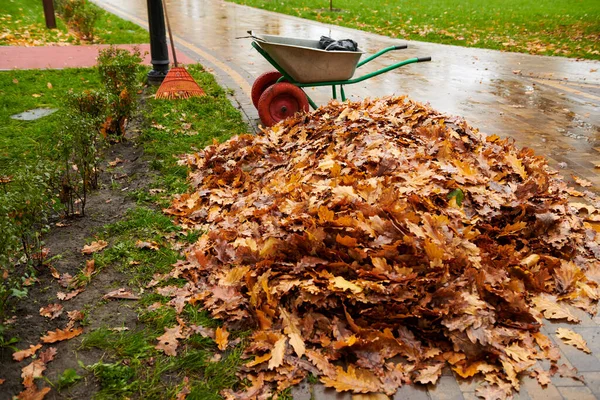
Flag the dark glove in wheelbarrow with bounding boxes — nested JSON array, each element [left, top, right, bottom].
[[319, 36, 359, 51]]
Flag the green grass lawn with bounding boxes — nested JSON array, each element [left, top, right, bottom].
[[0, 0, 147, 45], [227, 0, 600, 60], [0, 69, 102, 172]]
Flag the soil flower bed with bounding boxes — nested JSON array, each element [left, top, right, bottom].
[[160, 96, 600, 399]]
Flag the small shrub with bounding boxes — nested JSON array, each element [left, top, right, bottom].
[[58, 91, 107, 216], [54, 0, 99, 41], [0, 160, 58, 322], [97, 46, 143, 137]]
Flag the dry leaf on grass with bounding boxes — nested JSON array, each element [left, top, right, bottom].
[[136, 240, 159, 250], [156, 325, 184, 356], [556, 328, 591, 353], [84, 259, 95, 278], [215, 326, 229, 351], [39, 347, 57, 364], [39, 304, 63, 320], [13, 344, 42, 362], [81, 240, 108, 254], [102, 288, 140, 300], [41, 327, 83, 343]]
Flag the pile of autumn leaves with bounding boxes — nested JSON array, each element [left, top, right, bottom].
[[162, 96, 600, 399]]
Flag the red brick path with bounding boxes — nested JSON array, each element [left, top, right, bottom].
[[0, 44, 195, 70]]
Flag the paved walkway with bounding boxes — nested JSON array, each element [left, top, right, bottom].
[[0, 43, 194, 70]]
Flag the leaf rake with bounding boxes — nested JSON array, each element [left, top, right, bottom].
[[155, 1, 205, 100]]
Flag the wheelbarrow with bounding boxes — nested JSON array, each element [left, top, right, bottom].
[[250, 34, 431, 126]]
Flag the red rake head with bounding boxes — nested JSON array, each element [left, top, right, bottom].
[[155, 67, 206, 100]]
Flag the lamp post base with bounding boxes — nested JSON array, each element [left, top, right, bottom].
[[147, 68, 169, 85]]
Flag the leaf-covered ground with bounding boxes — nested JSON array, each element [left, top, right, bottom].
[[160, 96, 600, 399]]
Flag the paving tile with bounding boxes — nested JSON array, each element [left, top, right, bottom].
[[580, 372, 600, 396], [312, 384, 352, 400], [455, 376, 481, 393], [556, 386, 596, 400], [290, 380, 312, 400], [392, 384, 430, 400], [427, 376, 464, 400], [521, 376, 563, 400]]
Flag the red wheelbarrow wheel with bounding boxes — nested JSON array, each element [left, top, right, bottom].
[[251, 71, 283, 108], [257, 82, 309, 127]]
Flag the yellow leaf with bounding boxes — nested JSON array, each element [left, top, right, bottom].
[[280, 308, 305, 357], [215, 326, 229, 351], [556, 328, 590, 353], [505, 153, 527, 179], [531, 294, 580, 322], [245, 352, 271, 367], [267, 336, 287, 370], [330, 276, 363, 294], [414, 364, 443, 384], [321, 365, 382, 393]]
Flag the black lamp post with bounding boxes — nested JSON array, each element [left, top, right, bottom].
[[147, 0, 170, 84], [42, 0, 56, 29]]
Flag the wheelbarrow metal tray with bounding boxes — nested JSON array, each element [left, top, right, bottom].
[[256, 34, 364, 83]]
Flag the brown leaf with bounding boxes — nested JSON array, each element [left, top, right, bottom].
[[39, 303, 63, 320], [13, 344, 42, 362], [84, 259, 95, 278], [155, 325, 184, 356], [39, 347, 57, 363], [475, 384, 508, 400], [531, 368, 551, 386], [215, 326, 229, 351], [56, 288, 84, 301], [102, 288, 140, 300], [21, 359, 46, 382], [572, 175, 592, 187], [556, 328, 591, 353], [16, 385, 51, 400], [41, 327, 83, 343], [81, 240, 108, 254]]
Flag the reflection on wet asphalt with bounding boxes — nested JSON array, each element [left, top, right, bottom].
[[93, 0, 600, 190]]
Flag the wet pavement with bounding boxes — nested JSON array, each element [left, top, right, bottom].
[[90, 0, 600, 398]]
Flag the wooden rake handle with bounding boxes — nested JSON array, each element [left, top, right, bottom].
[[162, 0, 178, 67]]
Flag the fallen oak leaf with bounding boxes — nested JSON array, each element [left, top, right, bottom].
[[531, 294, 579, 322], [280, 307, 305, 357], [102, 288, 140, 300], [530, 368, 551, 386], [39, 303, 63, 320], [83, 259, 95, 278], [81, 240, 108, 254], [21, 359, 46, 382], [56, 288, 84, 301], [41, 327, 83, 343], [39, 347, 57, 363], [475, 384, 509, 400], [156, 325, 184, 356], [16, 385, 51, 400], [13, 344, 42, 362], [414, 363, 443, 385], [135, 240, 160, 250], [267, 336, 287, 370], [572, 175, 592, 187], [556, 328, 591, 353], [108, 157, 123, 167], [321, 365, 382, 393]]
